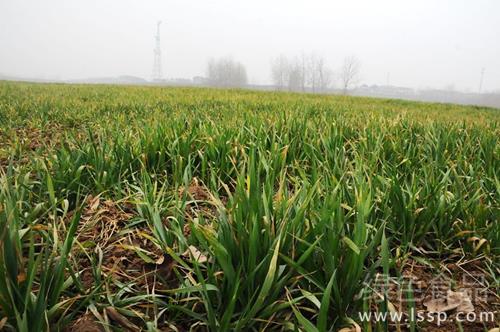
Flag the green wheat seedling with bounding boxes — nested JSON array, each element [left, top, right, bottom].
[[0, 81, 498, 331]]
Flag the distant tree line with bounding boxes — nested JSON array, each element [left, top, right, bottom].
[[205, 54, 361, 94], [206, 57, 248, 88], [271, 54, 361, 93], [271, 53, 334, 93]]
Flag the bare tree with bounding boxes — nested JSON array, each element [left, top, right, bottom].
[[307, 53, 318, 93], [271, 55, 289, 91], [300, 52, 307, 92], [270, 55, 303, 92], [270, 53, 334, 93], [339, 56, 361, 94], [288, 62, 303, 92], [207, 57, 248, 88], [315, 56, 334, 92], [308, 54, 334, 93]]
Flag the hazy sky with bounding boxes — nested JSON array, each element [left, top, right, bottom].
[[1, 0, 499, 91]]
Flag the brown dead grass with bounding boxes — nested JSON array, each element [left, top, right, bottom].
[[68, 183, 224, 330], [0, 125, 66, 172], [70, 194, 206, 329], [75, 195, 170, 290], [178, 177, 222, 238], [67, 313, 103, 332]]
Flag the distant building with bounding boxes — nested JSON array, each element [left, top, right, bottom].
[[169, 78, 192, 85], [354, 85, 416, 98]]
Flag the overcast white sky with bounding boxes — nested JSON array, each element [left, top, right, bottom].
[[1, 0, 499, 91]]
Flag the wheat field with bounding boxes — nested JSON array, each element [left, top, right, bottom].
[[0, 81, 498, 331]]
